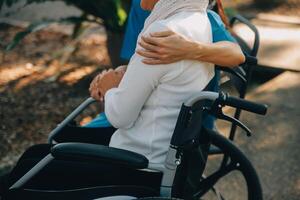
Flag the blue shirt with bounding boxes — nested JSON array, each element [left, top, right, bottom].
[[120, 0, 150, 60], [85, 3, 236, 129], [121, 1, 235, 59]]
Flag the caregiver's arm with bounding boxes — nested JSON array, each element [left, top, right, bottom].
[[136, 30, 245, 67], [190, 41, 245, 67]]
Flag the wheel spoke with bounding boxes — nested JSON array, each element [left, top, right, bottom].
[[190, 131, 263, 200], [193, 161, 239, 198], [210, 186, 226, 200]]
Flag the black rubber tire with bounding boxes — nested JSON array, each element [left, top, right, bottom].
[[137, 198, 182, 200], [205, 130, 263, 200]]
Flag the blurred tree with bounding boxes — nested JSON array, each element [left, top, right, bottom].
[[0, 0, 132, 67], [252, 0, 286, 9], [0, 0, 131, 32]]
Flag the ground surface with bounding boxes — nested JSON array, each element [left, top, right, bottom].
[[215, 72, 300, 200], [0, 23, 109, 171], [233, 18, 300, 71], [224, 0, 300, 17], [224, 0, 300, 72], [242, 72, 300, 200]]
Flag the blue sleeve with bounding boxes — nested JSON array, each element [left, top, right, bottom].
[[120, 0, 150, 60], [207, 10, 236, 43]]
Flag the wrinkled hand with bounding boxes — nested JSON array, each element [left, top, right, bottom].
[[136, 30, 197, 65], [115, 65, 127, 74], [89, 68, 125, 101]]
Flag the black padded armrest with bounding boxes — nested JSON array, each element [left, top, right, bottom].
[[51, 143, 149, 169]]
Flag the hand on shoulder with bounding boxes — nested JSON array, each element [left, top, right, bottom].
[[136, 30, 197, 65]]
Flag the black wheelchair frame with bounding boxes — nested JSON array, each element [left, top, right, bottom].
[[219, 14, 260, 142]]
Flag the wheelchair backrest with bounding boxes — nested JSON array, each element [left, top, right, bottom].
[[226, 14, 260, 96], [167, 99, 212, 199], [218, 14, 260, 140], [230, 15, 260, 57]]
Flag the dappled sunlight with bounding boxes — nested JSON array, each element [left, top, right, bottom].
[[213, 72, 300, 198], [0, 63, 43, 87], [12, 61, 74, 91], [59, 65, 97, 85], [80, 33, 106, 46], [253, 72, 300, 94], [234, 22, 300, 71], [228, 72, 300, 198], [0, 23, 108, 172], [0, 23, 109, 92], [1, 59, 100, 91], [240, 72, 300, 151]]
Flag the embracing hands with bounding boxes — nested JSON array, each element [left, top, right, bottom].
[[89, 65, 126, 101], [136, 30, 197, 65]]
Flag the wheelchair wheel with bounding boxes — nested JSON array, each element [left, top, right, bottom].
[[137, 198, 182, 200], [195, 130, 263, 200]]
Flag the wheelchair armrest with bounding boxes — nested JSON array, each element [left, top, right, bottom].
[[51, 143, 149, 169]]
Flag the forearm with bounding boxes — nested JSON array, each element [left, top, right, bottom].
[[189, 41, 245, 67], [104, 59, 163, 129]]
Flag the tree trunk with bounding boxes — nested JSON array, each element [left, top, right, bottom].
[[253, 0, 286, 9], [106, 30, 128, 68]]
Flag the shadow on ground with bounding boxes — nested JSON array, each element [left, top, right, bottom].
[[217, 72, 300, 200]]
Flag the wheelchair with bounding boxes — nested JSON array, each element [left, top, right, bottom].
[[2, 15, 265, 200], [3, 90, 267, 200]]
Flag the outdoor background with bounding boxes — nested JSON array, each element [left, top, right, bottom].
[[0, 0, 299, 199]]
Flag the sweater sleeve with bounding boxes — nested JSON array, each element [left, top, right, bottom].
[[104, 22, 172, 129]]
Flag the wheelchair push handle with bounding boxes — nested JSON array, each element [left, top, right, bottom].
[[219, 93, 268, 115], [230, 14, 260, 57]]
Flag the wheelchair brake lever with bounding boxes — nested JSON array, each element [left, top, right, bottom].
[[219, 113, 252, 137]]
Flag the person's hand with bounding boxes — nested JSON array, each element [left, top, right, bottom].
[[115, 65, 127, 74], [136, 30, 198, 65], [89, 72, 104, 101], [89, 69, 125, 101]]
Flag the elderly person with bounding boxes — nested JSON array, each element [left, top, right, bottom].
[[87, 0, 244, 130], [91, 0, 214, 163]]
